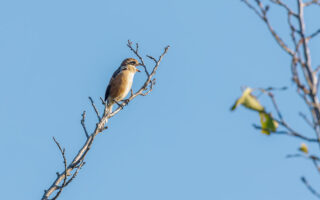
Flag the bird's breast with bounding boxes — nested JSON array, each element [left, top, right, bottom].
[[109, 71, 135, 101]]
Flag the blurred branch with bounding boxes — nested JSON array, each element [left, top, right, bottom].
[[287, 153, 320, 175], [242, 0, 320, 196], [256, 88, 318, 142], [253, 124, 318, 142], [42, 41, 169, 200], [304, 0, 320, 7], [301, 177, 320, 199], [308, 28, 320, 40], [299, 112, 315, 129], [241, 0, 295, 56]]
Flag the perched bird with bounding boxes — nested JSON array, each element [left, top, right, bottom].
[[104, 58, 141, 113]]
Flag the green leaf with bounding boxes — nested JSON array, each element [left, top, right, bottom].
[[231, 88, 265, 112], [259, 112, 278, 135], [299, 143, 308, 154]]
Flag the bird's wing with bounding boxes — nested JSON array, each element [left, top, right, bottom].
[[112, 66, 122, 78], [104, 84, 111, 101], [105, 66, 123, 101]]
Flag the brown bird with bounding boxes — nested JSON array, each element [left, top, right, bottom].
[[105, 58, 141, 113]]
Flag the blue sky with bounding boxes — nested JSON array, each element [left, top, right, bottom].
[[1, 0, 320, 199]]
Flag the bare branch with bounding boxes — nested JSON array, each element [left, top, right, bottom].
[[253, 124, 318, 142], [305, 0, 320, 7], [242, 0, 320, 197], [298, 0, 315, 86], [51, 137, 68, 200], [308, 28, 320, 40], [299, 112, 315, 129], [242, 0, 263, 17], [264, 86, 288, 91], [301, 177, 320, 199], [267, 92, 283, 121], [242, 0, 295, 56], [287, 153, 320, 175], [42, 41, 170, 200], [141, 78, 156, 96], [258, 89, 319, 142], [88, 97, 101, 121], [80, 111, 89, 138], [109, 43, 170, 117], [64, 161, 85, 187], [127, 40, 149, 77], [146, 55, 157, 63], [130, 89, 133, 97], [270, 0, 298, 17], [287, 153, 320, 161], [99, 97, 106, 105]]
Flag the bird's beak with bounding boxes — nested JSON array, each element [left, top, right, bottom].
[[135, 63, 142, 72]]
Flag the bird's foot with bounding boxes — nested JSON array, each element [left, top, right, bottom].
[[122, 99, 130, 105]]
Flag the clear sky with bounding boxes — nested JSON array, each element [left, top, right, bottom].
[[1, 0, 320, 199]]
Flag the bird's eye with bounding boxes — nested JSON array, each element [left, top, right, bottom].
[[130, 61, 136, 65]]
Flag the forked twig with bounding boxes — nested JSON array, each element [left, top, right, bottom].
[[42, 41, 169, 200]]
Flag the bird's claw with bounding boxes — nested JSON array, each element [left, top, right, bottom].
[[122, 99, 130, 105]]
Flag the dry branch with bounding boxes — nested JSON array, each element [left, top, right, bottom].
[[42, 41, 169, 200], [80, 111, 89, 138], [241, 0, 320, 197], [51, 137, 68, 200], [301, 177, 320, 199]]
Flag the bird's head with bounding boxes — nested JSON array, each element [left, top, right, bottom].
[[121, 58, 142, 73]]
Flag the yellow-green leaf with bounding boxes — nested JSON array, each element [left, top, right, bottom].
[[259, 112, 278, 135], [231, 88, 265, 112], [299, 143, 308, 154]]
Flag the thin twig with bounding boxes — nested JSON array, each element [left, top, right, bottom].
[[267, 92, 284, 121], [88, 97, 101, 121], [242, 0, 320, 197], [109, 42, 170, 117], [305, 0, 320, 7], [253, 124, 318, 142], [299, 112, 315, 129], [301, 177, 320, 199], [81, 111, 89, 138], [42, 41, 170, 200], [308, 28, 320, 40], [127, 40, 149, 77], [257, 88, 314, 141], [141, 78, 156, 96], [51, 137, 68, 200], [130, 89, 133, 97], [270, 0, 298, 17], [242, 0, 295, 56], [99, 97, 106, 105], [64, 161, 85, 187]]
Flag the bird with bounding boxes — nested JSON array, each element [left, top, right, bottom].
[[104, 58, 141, 113]]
